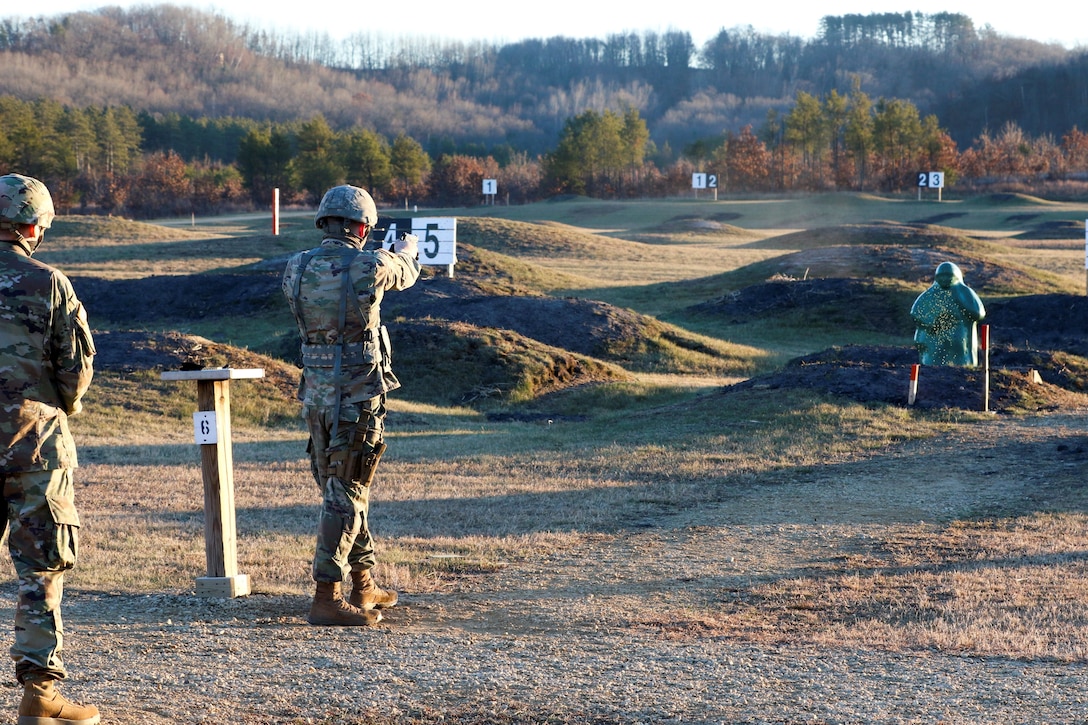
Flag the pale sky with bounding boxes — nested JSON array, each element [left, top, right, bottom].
[[33, 1, 1088, 50]]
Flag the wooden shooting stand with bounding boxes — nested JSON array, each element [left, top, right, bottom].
[[161, 368, 264, 598]]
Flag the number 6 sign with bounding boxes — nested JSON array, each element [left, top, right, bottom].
[[193, 411, 217, 445]]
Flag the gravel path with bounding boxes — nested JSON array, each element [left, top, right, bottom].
[[3, 411, 1088, 724], [25, 555, 1088, 725]]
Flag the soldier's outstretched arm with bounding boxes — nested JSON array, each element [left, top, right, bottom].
[[375, 235, 421, 291]]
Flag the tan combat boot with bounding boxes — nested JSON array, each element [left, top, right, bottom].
[[19, 678, 101, 725], [350, 568, 399, 610], [308, 581, 382, 626]]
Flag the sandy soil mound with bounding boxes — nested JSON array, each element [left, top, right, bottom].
[[73, 270, 283, 323], [90, 329, 300, 401], [731, 344, 1088, 413], [73, 244, 1087, 413], [723, 243, 1049, 292]]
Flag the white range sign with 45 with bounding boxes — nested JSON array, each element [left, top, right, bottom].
[[375, 216, 457, 267]]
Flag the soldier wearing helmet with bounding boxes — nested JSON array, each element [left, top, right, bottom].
[[282, 184, 420, 626], [0, 174, 100, 723], [910, 261, 986, 366]]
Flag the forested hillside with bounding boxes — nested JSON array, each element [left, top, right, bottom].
[[1, 5, 1080, 155], [1, 5, 1086, 216]]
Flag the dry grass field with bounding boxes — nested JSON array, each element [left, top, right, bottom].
[[3, 192, 1087, 723]]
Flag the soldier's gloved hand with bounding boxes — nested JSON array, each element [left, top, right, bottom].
[[393, 233, 418, 257]]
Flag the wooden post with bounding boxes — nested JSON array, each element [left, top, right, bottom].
[[980, 325, 990, 413], [272, 188, 280, 236], [161, 368, 264, 597]]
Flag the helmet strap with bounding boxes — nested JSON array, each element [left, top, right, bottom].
[[321, 218, 370, 248], [0, 221, 39, 255]]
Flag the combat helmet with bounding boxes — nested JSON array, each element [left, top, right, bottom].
[[0, 174, 55, 253], [315, 185, 377, 230]]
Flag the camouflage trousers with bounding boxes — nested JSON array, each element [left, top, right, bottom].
[[0, 468, 80, 684], [305, 397, 386, 583]]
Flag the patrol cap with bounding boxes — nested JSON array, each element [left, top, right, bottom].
[[0, 173, 55, 232], [315, 185, 377, 229]]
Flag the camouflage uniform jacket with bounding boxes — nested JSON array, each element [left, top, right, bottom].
[[0, 246, 95, 472], [282, 238, 421, 408]]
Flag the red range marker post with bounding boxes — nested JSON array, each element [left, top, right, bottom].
[[908, 363, 920, 405]]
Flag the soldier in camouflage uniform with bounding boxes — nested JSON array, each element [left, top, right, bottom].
[[0, 175, 100, 724], [282, 184, 420, 626]]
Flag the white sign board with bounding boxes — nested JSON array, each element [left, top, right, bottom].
[[482, 179, 497, 195], [917, 171, 945, 188], [376, 216, 457, 267], [692, 173, 707, 189], [193, 411, 217, 445]]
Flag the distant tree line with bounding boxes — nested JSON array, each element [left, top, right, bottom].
[[4, 88, 1088, 218], [0, 6, 1083, 163]]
